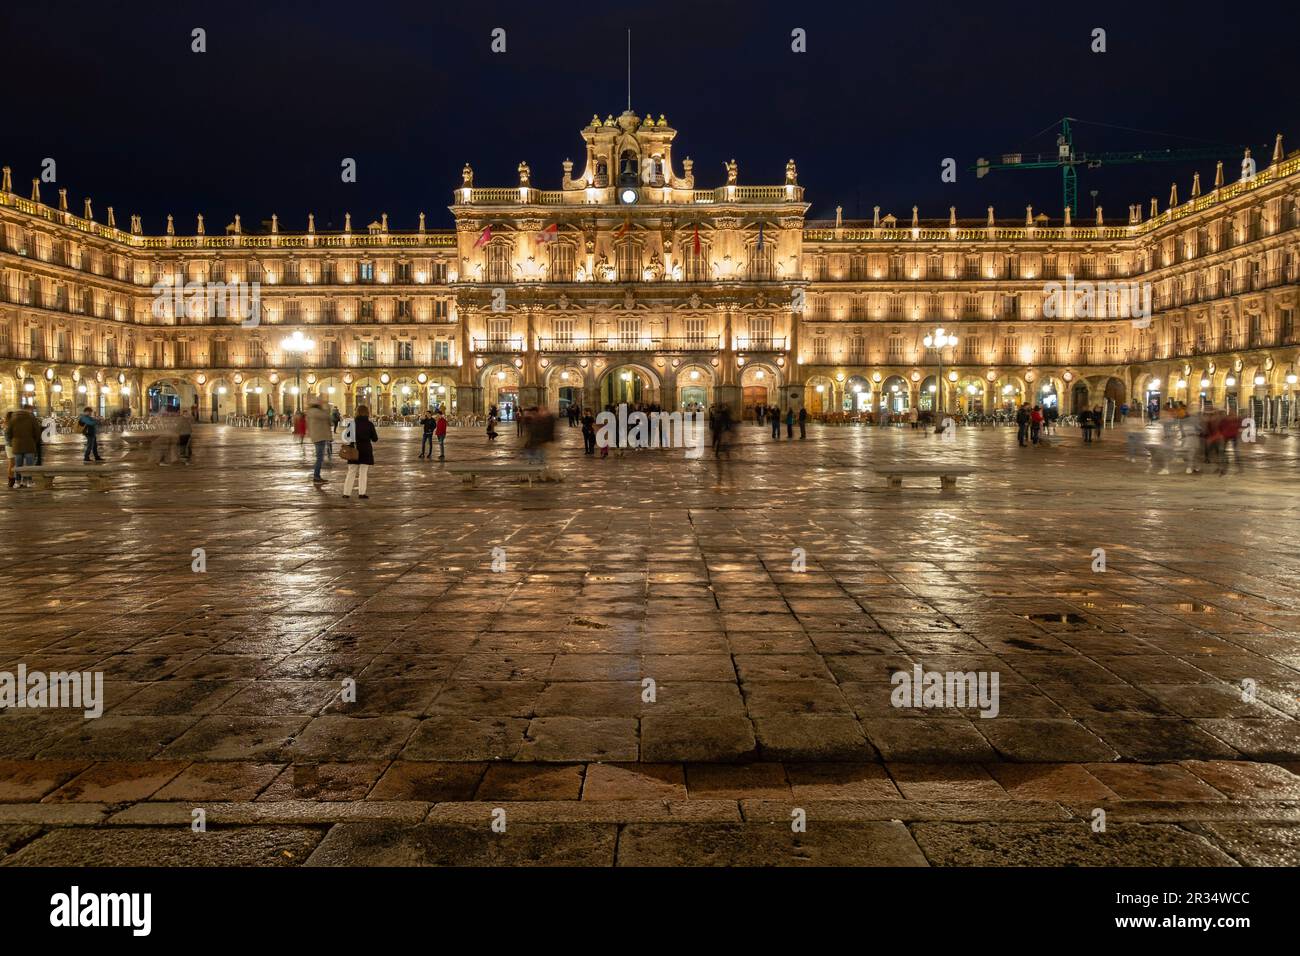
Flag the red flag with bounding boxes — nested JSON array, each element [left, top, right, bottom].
[[536, 223, 559, 243], [615, 217, 630, 239], [473, 225, 492, 248], [693, 225, 701, 254]]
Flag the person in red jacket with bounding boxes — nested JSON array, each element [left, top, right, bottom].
[[1218, 412, 1242, 475], [1030, 405, 1044, 445], [435, 410, 448, 460]]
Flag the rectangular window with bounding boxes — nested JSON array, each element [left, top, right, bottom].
[[397, 340, 414, 361], [433, 340, 451, 362], [486, 244, 512, 283], [549, 244, 575, 282], [358, 262, 375, 284], [684, 317, 708, 347], [554, 319, 575, 344], [616, 243, 641, 282], [747, 316, 772, 349], [358, 341, 376, 362]]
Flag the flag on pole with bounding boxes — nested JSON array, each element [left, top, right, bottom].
[[757, 221, 764, 249], [473, 225, 492, 248], [692, 225, 701, 254], [536, 223, 559, 243], [615, 216, 630, 239]]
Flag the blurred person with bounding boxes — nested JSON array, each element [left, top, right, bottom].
[[5, 406, 40, 489], [435, 409, 448, 460], [306, 398, 332, 484]]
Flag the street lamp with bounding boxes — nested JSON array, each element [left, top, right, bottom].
[[921, 327, 958, 414], [280, 330, 315, 412]]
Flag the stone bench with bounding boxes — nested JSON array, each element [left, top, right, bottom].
[[444, 462, 560, 488], [13, 463, 129, 492], [873, 465, 975, 492]]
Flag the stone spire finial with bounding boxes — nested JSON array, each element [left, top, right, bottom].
[[462, 163, 474, 188], [58, 188, 68, 212], [872, 206, 880, 228], [31, 178, 40, 203], [1150, 197, 1158, 218], [1095, 206, 1103, 225], [1025, 205, 1033, 226], [911, 206, 919, 228], [1169, 182, 1178, 207], [196, 214, 205, 235], [308, 213, 315, 233], [380, 213, 388, 232], [1191, 172, 1201, 198], [271, 214, 279, 234], [83, 197, 93, 220], [1273, 133, 1284, 164], [785, 159, 797, 185], [835, 205, 842, 227], [949, 206, 957, 226], [106, 206, 116, 228], [344, 212, 352, 232], [233, 214, 242, 234], [1064, 205, 1072, 226], [987, 205, 994, 226], [418, 212, 426, 233], [166, 214, 175, 235], [1214, 161, 1224, 188], [518, 161, 531, 187], [131, 214, 142, 234], [0, 167, 10, 193]]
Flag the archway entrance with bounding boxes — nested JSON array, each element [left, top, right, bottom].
[[147, 380, 182, 415], [601, 366, 656, 407]]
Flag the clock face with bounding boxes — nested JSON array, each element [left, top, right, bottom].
[[620, 188, 638, 204]]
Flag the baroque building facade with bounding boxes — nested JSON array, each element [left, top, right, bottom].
[[1, 112, 1298, 423]]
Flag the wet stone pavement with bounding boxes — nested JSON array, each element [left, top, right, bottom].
[[1, 419, 1299, 865]]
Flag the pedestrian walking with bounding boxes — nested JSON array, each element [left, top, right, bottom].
[[293, 410, 307, 444], [770, 405, 781, 439], [1030, 405, 1044, 445], [435, 409, 448, 460], [798, 406, 808, 439], [785, 407, 795, 439], [331, 407, 341, 434], [1015, 403, 1030, 447], [78, 406, 105, 462], [306, 398, 331, 484], [342, 404, 378, 499], [486, 412, 499, 442], [581, 408, 597, 454]]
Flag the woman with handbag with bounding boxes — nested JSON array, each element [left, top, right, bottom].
[[341, 405, 379, 499]]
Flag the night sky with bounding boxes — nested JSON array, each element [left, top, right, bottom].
[[1, 0, 1296, 232]]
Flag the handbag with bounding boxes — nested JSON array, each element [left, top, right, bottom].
[[339, 443, 359, 462]]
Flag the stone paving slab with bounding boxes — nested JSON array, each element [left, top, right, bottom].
[[108, 800, 430, 826], [909, 822, 1240, 866], [305, 822, 618, 866], [3, 826, 323, 867], [615, 822, 930, 866]]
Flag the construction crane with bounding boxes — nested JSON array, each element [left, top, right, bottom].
[[973, 117, 1255, 217]]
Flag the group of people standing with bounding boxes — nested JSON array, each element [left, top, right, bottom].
[[755, 404, 808, 440]]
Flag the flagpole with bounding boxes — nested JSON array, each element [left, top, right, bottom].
[[627, 30, 631, 112]]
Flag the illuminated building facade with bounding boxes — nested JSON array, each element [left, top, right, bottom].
[[1, 113, 1297, 422]]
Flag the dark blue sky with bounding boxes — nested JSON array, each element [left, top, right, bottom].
[[1, 0, 1295, 231]]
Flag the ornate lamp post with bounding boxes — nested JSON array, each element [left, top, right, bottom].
[[922, 327, 958, 415], [280, 330, 315, 413]]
